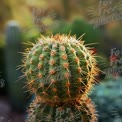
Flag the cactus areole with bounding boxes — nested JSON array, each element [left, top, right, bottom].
[[23, 34, 99, 103]]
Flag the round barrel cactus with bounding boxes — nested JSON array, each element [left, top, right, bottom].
[[23, 34, 99, 102], [26, 97, 97, 122]]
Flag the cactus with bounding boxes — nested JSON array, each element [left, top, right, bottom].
[[90, 77, 122, 122], [23, 34, 99, 103], [26, 97, 97, 122], [5, 20, 28, 112], [23, 34, 100, 121]]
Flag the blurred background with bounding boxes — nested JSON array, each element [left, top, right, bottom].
[[0, 0, 122, 122]]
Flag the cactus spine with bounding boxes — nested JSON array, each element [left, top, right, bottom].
[[23, 34, 99, 121]]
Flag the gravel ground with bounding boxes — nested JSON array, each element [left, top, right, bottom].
[[0, 96, 25, 122]]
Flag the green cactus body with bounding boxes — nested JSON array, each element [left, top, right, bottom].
[[23, 34, 99, 103], [26, 97, 97, 122]]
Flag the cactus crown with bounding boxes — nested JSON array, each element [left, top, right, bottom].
[[22, 34, 99, 103]]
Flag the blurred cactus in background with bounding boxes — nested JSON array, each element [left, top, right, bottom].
[[53, 19, 101, 47], [5, 20, 28, 112], [23, 34, 100, 121], [90, 77, 122, 122]]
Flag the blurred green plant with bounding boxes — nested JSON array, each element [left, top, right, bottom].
[[0, 36, 5, 48], [22, 28, 40, 43], [53, 21, 71, 35], [53, 19, 102, 46], [90, 77, 122, 122], [5, 20, 29, 112]]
